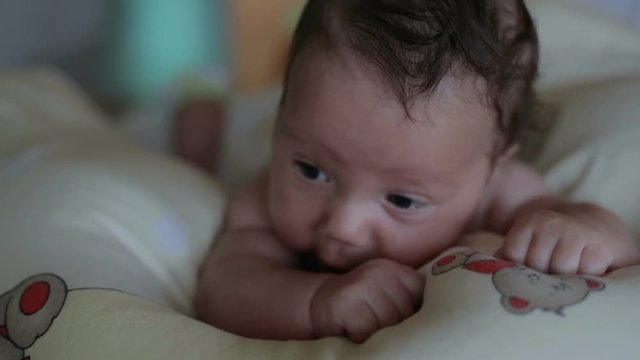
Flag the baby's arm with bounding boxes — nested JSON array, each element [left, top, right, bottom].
[[483, 160, 640, 275], [195, 174, 330, 339], [195, 173, 423, 342]]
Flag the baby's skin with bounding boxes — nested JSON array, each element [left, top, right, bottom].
[[195, 47, 639, 343]]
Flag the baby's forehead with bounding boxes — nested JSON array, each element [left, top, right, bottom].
[[397, 75, 498, 148], [290, 47, 495, 122], [283, 48, 498, 162]]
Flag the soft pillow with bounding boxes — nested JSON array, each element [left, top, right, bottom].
[[531, 77, 640, 236], [526, 0, 640, 91], [11, 233, 639, 359], [0, 69, 226, 314]]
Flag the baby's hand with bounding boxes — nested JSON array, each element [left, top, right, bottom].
[[497, 208, 628, 276], [309, 259, 424, 343]]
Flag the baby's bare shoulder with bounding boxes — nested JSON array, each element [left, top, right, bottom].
[[481, 160, 548, 232], [493, 160, 545, 191], [209, 170, 293, 262], [227, 170, 272, 230]]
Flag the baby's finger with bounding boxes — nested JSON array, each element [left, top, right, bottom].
[[501, 222, 534, 264], [549, 237, 584, 274], [396, 269, 425, 309], [385, 282, 419, 321], [370, 288, 402, 329], [344, 300, 379, 344], [578, 244, 611, 276], [525, 233, 559, 273]]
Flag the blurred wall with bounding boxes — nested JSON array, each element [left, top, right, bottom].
[[230, 0, 304, 93], [0, 0, 230, 108], [0, 0, 113, 102], [108, 1, 229, 103], [572, 0, 640, 30], [0, 0, 110, 66], [0, 0, 637, 106]]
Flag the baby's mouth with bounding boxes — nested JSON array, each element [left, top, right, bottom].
[[300, 251, 350, 274], [0, 325, 8, 339], [317, 261, 350, 274], [314, 239, 374, 272]]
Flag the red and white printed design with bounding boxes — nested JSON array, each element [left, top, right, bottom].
[[0, 274, 67, 360], [432, 251, 605, 315]]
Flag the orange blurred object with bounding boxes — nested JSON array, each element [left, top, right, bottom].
[[230, 0, 305, 93]]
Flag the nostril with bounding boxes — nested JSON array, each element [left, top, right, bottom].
[[317, 232, 361, 249], [318, 200, 371, 244], [317, 221, 367, 248]]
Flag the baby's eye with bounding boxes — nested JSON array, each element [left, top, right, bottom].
[[386, 194, 427, 210], [295, 161, 330, 183]]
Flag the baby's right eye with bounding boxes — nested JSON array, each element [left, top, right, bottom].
[[295, 161, 330, 183], [386, 194, 428, 211]]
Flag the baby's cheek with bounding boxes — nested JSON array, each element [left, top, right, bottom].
[[393, 222, 460, 267], [271, 193, 317, 253]]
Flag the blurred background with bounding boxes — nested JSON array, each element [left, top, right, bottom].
[[0, 0, 307, 111], [0, 0, 638, 181], [1, 0, 638, 111]]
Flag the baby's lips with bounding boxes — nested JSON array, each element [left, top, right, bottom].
[[0, 325, 8, 339], [20, 281, 50, 316]]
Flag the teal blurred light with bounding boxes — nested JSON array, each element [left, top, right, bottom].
[[110, 0, 227, 103]]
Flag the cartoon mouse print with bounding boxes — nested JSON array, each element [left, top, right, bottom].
[[432, 251, 605, 315], [0, 274, 67, 360]]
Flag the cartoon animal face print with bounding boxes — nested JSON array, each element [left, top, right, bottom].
[[493, 265, 604, 315], [432, 251, 605, 315], [0, 274, 67, 360]]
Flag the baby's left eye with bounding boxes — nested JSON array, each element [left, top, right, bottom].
[[295, 161, 330, 183], [386, 194, 427, 210]]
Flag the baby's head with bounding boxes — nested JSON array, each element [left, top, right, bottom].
[[268, 0, 539, 270]]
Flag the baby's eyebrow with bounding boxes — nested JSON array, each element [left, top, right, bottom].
[[382, 171, 457, 198], [282, 124, 345, 163], [379, 165, 454, 185]]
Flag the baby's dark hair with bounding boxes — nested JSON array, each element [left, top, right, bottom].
[[284, 0, 539, 154]]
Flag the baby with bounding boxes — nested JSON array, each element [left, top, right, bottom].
[[195, 0, 640, 343]]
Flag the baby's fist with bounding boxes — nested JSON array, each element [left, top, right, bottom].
[[309, 259, 424, 343], [498, 209, 613, 275]]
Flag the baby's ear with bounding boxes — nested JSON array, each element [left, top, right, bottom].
[[488, 0, 534, 44], [488, 0, 538, 145], [496, 143, 519, 167], [491, 0, 538, 76], [487, 143, 518, 189]]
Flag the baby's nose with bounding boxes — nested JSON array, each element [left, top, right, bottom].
[[318, 199, 372, 247]]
